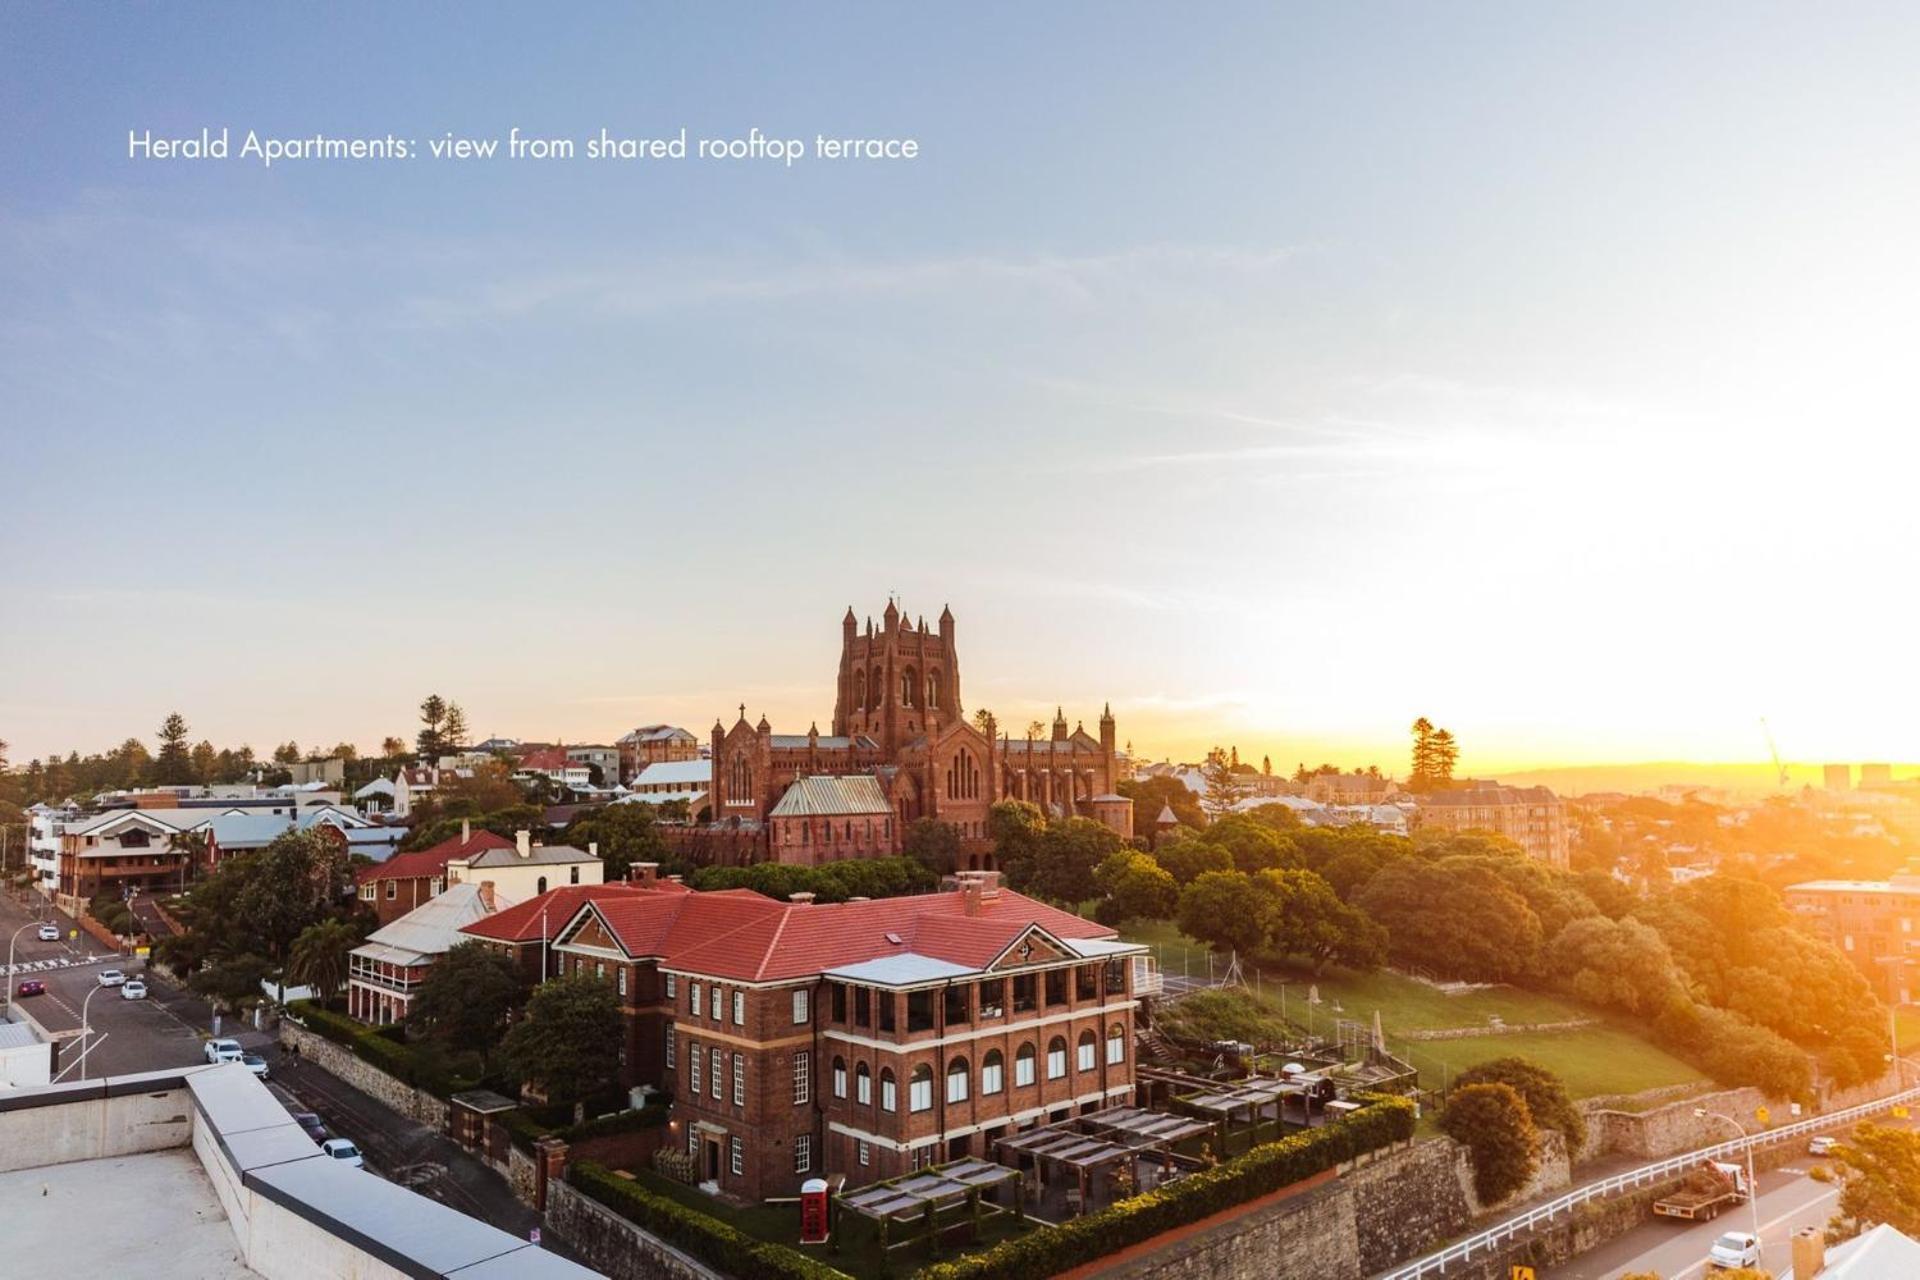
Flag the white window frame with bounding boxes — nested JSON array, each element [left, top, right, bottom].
[[1015, 1046, 1036, 1087], [793, 1051, 810, 1105], [793, 988, 810, 1024], [690, 981, 702, 1013], [1107, 1026, 1126, 1065], [710, 1048, 723, 1100], [857, 1140, 871, 1166], [881, 1072, 896, 1112], [909, 1069, 933, 1113], [689, 1039, 701, 1094], [833, 1058, 847, 1099], [1047, 1042, 1066, 1080], [617, 967, 628, 997], [733, 990, 745, 1026], [1077, 1035, 1096, 1073], [856, 1063, 871, 1105], [794, 1134, 812, 1173], [729, 1137, 743, 1176], [733, 1053, 745, 1107], [665, 1024, 676, 1070], [981, 1054, 1004, 1095], [711, 987, 723, 1021], [665, 973, 677, 999], [947, 1061, 969, 1104]]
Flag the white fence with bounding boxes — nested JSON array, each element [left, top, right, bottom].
[[1379, 1084, 1920, 1278]]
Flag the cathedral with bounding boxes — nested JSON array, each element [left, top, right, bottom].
[[710, 599, 1132, 865]]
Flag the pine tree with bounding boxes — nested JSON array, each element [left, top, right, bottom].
[[1432, 729, 1459, 785], [443, 702, 469, 751], [417, 695, 448, 758], [1409, 717, 1437, 792], [153, 713, 193, 784]]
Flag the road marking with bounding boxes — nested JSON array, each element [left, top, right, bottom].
[[1660, 1186, 1839, 1280]]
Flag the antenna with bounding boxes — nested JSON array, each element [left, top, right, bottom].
[[1759, 717, 1788, 788]]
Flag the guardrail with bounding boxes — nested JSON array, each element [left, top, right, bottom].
[[1379, 1083, 1920, 1278]]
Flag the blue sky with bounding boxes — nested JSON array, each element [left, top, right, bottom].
[[4, 4, 1918, 771]]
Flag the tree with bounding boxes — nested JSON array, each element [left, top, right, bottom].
[[417, 695, 448, 759], [903, 818, 962, 876], [502, 974, 625, 1121], [1117, 775, 1205, 831], [971, 709, 996, 737], [154, 712, 193, 784], [408, 941, 528, 1062], [443, 702, 469, 751], [1356, 859, 1543, 982], [272, 741, 302, 765], [1827, 1122, 1920, 1243], [561, 803, 672, 881], [1259, 867, 1386, 974], [381, 736, 406, 758], [190, 740, 218, 784], [1094, 851, 1178, 925], [1199, 747, 1250, 818], [328, 742, 359, 762], [1177, 871, 1275, 958], [1027, 818, 1121, 905], [1153, 834, 1233, 887], [1194, 814, 1299, 874], [1452, 1058, 1586, 1153], [1544, 916, 1684, 1015], [1431, 729, 1459, 785], [234, 829, 352, 984], [288, 919, 361, 1004], [1439, 1082, 1538, 1205], [987, 801, 1047, 887], [1408, 717, 1437, 792]]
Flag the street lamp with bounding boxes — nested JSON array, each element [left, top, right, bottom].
[[4, 920, 42, 1019], [1696, 1108, 1763, 1262], [78, 983, 105, 1082]]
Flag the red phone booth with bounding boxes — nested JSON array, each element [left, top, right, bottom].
[[800, 1177, 831, 1244]]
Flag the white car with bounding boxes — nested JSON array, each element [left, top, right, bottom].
[[204, 1038, 244, 1065], [36, 924, 59, 942], [97, 969, 126, 987], [121, 979, 147, 1000], [240, 1052, 270, 1080], [1809, 1135, 1838, 1156], [1708, 1231, 1761, 1271], [321, 1138, 364, 1169]]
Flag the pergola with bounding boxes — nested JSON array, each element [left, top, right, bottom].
[[1176, 1077, 1307, 1146], [993, 1108, 1214, 1215], [836, 1158, 1024, 1257]]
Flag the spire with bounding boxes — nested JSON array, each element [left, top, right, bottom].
[[756, 712, 771, 734], [736, 703, 747, 724], [1101, 701, 1113, 722]]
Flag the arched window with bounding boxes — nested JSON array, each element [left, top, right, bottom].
[[946, 1057, 970, 1104], [869, 667, 884, 710], [1015, 1042, 1037, 1087], [856, 1062, 872, 1105], [880, 1068, 897, 1112], [1077, 1030, 1097, 1072], [852, 667, 865, 710], [1047, 1037, 1067, 1080], [728, 754, 753, 804], [981, 1049, 1004, 1095], [1107, 1023, 1127, 1065], [901, 666, 918, 707], [927, 669, 942, 710], [832, 1057, 847, 1099], [909, 1065, 933, 1112], [537, 876, 547, 894]]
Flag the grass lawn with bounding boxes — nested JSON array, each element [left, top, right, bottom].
[[1897, 1006, 1920, 1054], [1120, 921, 1704, 1101], [622, 1167, 1028, 1280]]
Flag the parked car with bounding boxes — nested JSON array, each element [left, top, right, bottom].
[[289, 1111, 329, 1144], [15, 980, 45, 998], [321, 1138, 364, 1169], [97, 969, 126, 987], [121, 979, 147, 1000], [240, 1052, 270, 1080], [36, 924, 59, 942], [1809, 1135, 1838, 1156], [1708, 1231, 1762, 1271], [204, 1038, 244, 1065]]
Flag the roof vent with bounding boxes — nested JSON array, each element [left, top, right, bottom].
[[884, 932, 904, 945], [789, 891, 816, 906]]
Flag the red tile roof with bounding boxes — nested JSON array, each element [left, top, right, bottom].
[[461, 882, 654, 942], [516, 747, 576, 772], [481, 883, 1120, 983], [354, 829, 515, 886]]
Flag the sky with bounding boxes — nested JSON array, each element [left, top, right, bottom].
[[3, 3, 1919, 776]]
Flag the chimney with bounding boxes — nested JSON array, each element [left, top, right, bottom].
[[515, 829, 531, 858], [1791, 1226, 1825, 1278], [477, 880, 496, 913], [789, 891, 816, 906], [588, 841, 599, 859], [630, 862, 659, 887], [461, 818, 471, 845], [847, 896, 871, 903], [961, 874, 984, 917]]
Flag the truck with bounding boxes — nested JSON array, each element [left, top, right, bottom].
[[1652, 1160, 1750, 1221]]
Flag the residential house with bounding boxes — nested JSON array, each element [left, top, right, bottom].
[[355, 824, 515, 926], [445, 829, 604, 901], [348, 880, 514, 1026], [566, 745, 621, 785], [513, 747, 592, 792]]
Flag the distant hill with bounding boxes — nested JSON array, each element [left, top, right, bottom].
[[1491, 761, 1920, 799]]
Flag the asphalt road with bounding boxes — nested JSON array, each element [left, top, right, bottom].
[[0, 891, 259, 1078], [1547, 1116, 1920, 1279]]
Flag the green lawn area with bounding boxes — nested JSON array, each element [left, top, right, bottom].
[[621, 1167, 1028, 1280], [1896, 1006, 1920, 1054], [1121, 920, 1704, 1101]]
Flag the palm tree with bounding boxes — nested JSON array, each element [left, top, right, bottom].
[[288, 919, 360, 1006]]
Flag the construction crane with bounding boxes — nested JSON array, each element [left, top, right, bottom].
[[1760, 717, 1789, 788]]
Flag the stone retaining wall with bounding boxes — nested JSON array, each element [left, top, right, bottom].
[[544, 1179, 723, 1280], [277, 1020, 448, 1129], [1579, 1067, 1902, 1163]]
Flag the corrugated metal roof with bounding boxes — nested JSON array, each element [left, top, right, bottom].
[[465, 842, 600, 868], [768, 775, 893, 818], [630, 760, 712, 787], [352, 882, 513, 966]]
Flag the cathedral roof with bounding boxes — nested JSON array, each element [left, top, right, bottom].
[[768, 775, 894, 818]]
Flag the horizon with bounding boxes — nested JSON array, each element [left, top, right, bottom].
[[5, 5, 1919, 776]]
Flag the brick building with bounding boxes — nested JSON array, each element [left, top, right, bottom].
[[461, 868, 1153, 1200], [354, 823, 514, 926], [1786, 870, 1920, 1004], [708, 600, 1132, 867], [1415, 784, 1569, 868], [617, 725, 701, 783], [767, 775, 899, 863]]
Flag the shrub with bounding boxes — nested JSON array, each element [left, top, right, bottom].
[[571, 1161, 844, 1279], [1439, 1083, 1538, 1205], [1451, 1058, 1587, 1153], [561, 1101, 670, 1143], [917, 1095, 1414, 1280]]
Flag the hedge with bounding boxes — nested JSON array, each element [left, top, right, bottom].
[[915, 1093, 1416, 1280], [570, 1160, 850, 1280], [559, 1101, 670, 1143]]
